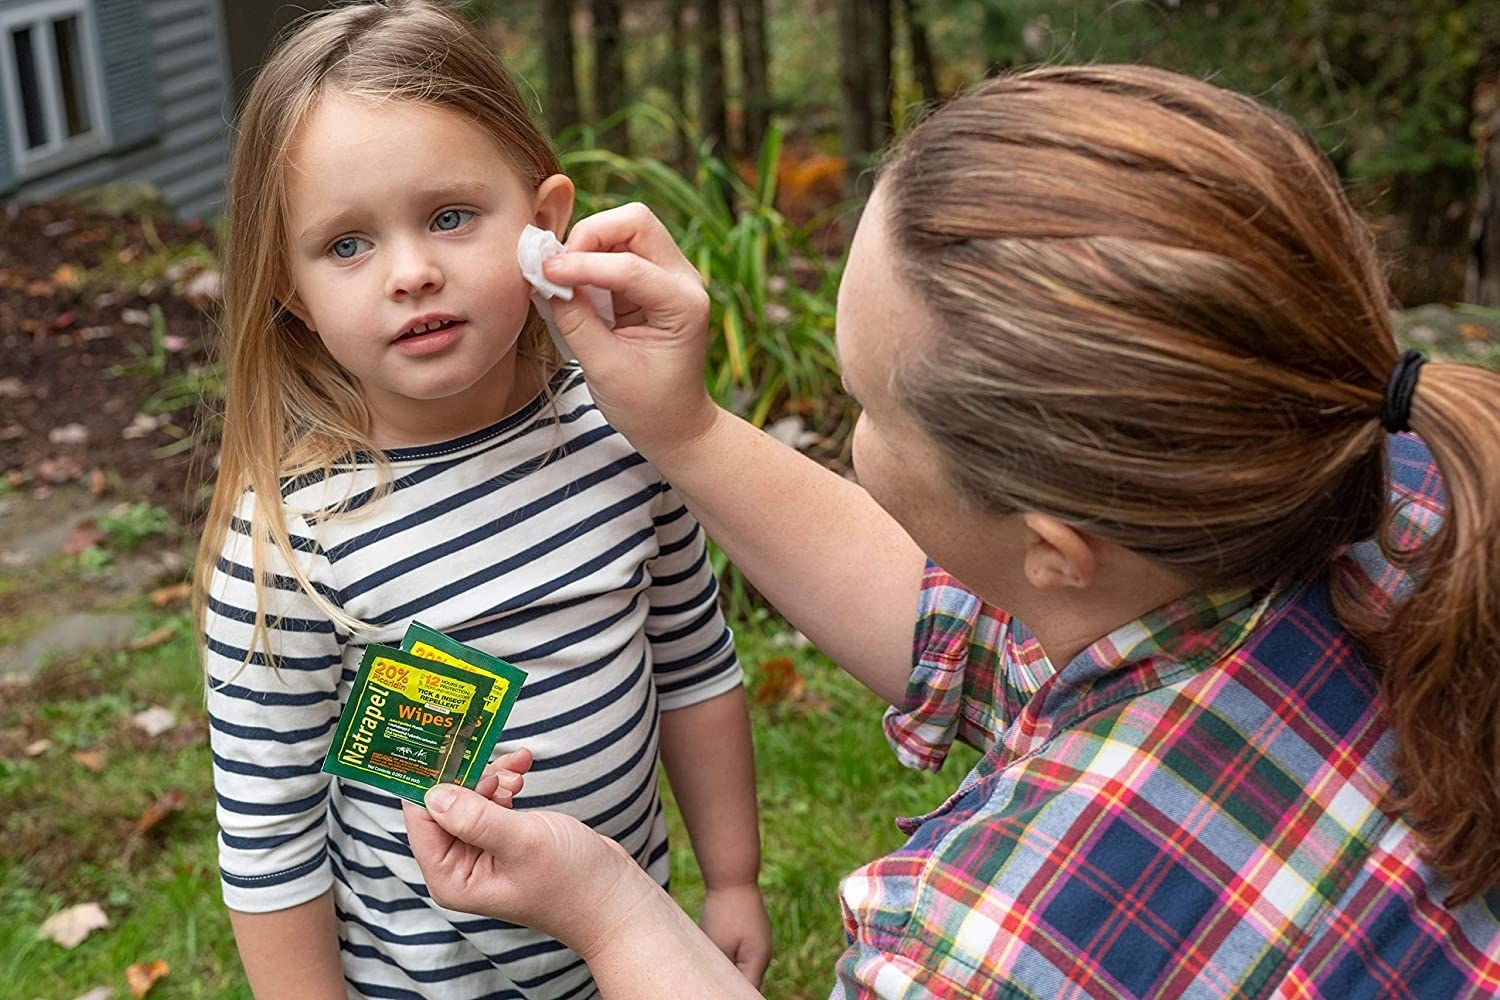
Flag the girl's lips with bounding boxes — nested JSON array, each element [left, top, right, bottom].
[[392, 320, 464, 356]]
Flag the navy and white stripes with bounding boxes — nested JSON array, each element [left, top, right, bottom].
[[205, 365, 741, 998]]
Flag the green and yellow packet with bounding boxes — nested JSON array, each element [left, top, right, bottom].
[[322, 644, 494, 805], [321, 625, 529, 804], [401, 621, 527, 788]]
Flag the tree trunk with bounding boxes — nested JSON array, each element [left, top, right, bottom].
[[1467, 66, 1500, 307], [541, 0, 580, 136], [900, 0, 940, 107], [838, 0, 873, 201], [867, 0, 893, 151], [668, 0, 691, 170], [696, 0, 728, 156], [734, 0, 771, 158], [590, 0, 628, 152]]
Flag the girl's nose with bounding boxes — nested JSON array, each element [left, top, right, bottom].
[[385, 242, 445, 299]]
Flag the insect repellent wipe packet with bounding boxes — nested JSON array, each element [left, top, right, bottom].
[[402, 622, 528, 788], [322, 645, 495, 805]]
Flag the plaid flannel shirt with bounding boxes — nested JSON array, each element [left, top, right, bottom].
[[835, 434, 1500, 998]]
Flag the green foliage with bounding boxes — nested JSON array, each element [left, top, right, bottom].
[[98, 503, 175, 551], [972, 0, 1494, 189], [562, 105, 844, 429], [110, 304, 171, 380]]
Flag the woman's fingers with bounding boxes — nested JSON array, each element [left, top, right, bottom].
[[423, 784, 526, 858], [483, 747, 533, 778], [564, 202, 697, 278]]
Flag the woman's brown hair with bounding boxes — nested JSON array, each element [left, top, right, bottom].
[[882, 64, 1500, 903], [195, 0, 563, 659]]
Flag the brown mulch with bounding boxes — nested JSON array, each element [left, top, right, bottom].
[[0, 200, 220, 523]]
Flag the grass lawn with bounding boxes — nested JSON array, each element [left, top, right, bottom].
[[1, 608, 978, 1000]]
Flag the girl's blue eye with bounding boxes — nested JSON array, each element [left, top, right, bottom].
[[433, 209, 474, 232], [330, 236, 369, 259]]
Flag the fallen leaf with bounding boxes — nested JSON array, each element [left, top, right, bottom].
[[52, 311, 77, 331], [121, 413, 162, 440], [0, 424, 24, 441], [127, 626, 175, 652], [120, 308, 151, 327], [49, 422, 90, 445], [25, 737, 54, 756], [51, 264, 80, 288], [1458, 322, 1494, 342], [121, 790, 187, 867], [0, 376, 24, 398], [753, 657, 806, 706], [73, 750, 108, 772], [36, 902, 109, 948], [149, 582, 191, 608], [63, 519, 105, 555], [88, 469, 109, 496], [36, 455, 85, 483], [124, 959, 169, 997], [72, 987, 113, 1000], [183, 269, 221, 308], [131, 789, 186, 837], [130, 706, 178, 737]]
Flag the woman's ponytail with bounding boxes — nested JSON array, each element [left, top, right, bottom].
[[1378, 362, 1500, 904]]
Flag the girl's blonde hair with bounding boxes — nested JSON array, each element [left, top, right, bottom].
[[882, 65, 1500, 903], [195, 0, 562, 652]]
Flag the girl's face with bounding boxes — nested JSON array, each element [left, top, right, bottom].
[[281, 92, 572, 447]]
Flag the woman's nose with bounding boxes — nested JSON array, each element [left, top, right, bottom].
[[385, 241, 445, 299]]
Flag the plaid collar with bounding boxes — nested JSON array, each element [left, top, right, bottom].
[[1005, 585, 1275, 756]]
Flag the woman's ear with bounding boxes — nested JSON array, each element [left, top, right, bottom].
[[1021, 512, 1097, 591], [533, 173, 575, 239]]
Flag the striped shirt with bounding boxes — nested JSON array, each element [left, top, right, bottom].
[[838, 433, 1500, 998], [205, 364, 741, 1000]]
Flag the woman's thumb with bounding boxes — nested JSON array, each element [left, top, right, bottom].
[[424, 783, 518, 857]]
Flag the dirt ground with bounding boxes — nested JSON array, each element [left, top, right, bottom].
[[1, 199, 220, 523]]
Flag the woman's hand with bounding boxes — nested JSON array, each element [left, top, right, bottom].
[[403, 778, 649, 958], [700, 883, 773, 987], [545, 203, 720, 463]]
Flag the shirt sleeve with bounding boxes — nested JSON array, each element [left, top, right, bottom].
[[204, 494, 346, 913], [881, 561, 1014, 772], [644, 484, 742, 711]]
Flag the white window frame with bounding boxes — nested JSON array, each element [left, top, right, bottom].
[[0, 0, 110, 176]]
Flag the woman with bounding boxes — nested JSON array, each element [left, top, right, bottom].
[[404, 66, 1500, 997]]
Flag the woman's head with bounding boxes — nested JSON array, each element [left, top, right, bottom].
[[848, 64, 1500, 901], [224, 0, 568, 458]]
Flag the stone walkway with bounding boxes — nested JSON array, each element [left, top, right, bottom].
[[0, 486, 188, 681]]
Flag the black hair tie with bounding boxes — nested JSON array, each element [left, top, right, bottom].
[[1381, 349, 1426, 434]]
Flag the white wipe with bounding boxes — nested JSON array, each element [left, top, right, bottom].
[[518, 224, 614, 361]]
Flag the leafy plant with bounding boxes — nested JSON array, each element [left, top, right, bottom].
[[562, 105, 845, 428], [98, 504, 175, 551]]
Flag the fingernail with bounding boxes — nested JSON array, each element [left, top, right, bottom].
[[425, 784, 457, 813]]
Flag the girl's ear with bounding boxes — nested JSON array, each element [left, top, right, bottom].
[[278, 287, 317, 332], [532, 173, 575, 239]]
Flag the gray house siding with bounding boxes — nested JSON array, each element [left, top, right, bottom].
[[0, 0, 230, 218]]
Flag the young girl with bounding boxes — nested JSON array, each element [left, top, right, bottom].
[[194, 3, 768, 997]]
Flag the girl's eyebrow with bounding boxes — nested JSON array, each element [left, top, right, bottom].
[[297, 179, 496, 243]]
